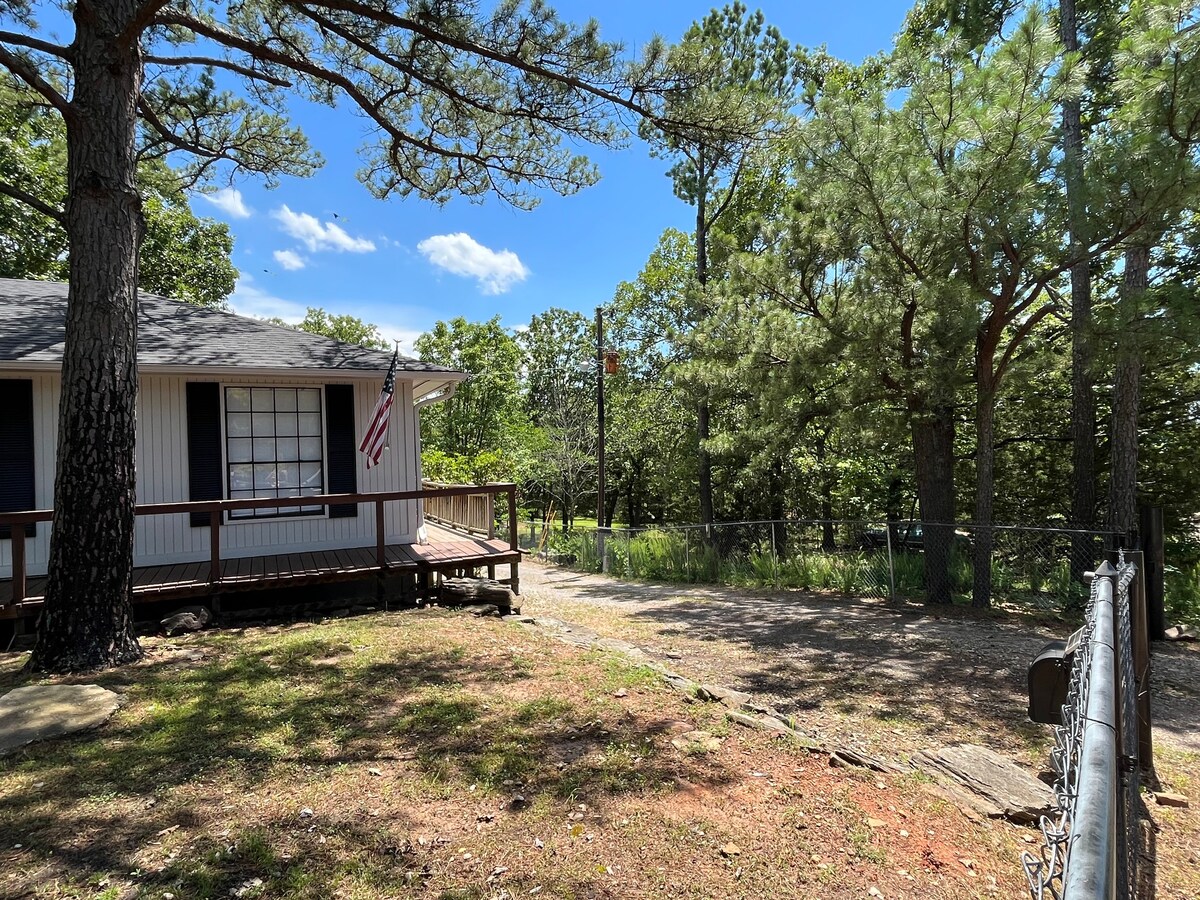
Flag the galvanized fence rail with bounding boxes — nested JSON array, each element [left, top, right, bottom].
[[1021, 555, 1149, 900]]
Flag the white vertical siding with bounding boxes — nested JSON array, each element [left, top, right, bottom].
[[0, 373, 59, 579], [2, 370, 421, 577]]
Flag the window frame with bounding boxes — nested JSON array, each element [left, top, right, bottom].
[[220, 384, 330, 522]]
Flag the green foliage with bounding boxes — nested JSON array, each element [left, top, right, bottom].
[[0, 75, 237, 306], [416, 316, 527, 460], [519, 308, 597, 525], [422, 448, 515, 486], [291, 307, 389, 349]]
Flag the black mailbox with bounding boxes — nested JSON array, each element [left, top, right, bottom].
[[1028, 628, 1083, 725]]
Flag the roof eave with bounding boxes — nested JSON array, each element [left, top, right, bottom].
[[0, 360, 468, 381]]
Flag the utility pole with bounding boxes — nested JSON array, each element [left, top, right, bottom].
[[595, 305, 606, 529]]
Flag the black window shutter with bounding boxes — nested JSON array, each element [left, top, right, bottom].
[[0, 379, 35, 539], [185, 382, 223, 527], [325, 383, 358, 518]]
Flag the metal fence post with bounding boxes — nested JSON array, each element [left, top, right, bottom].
[[770, 521, 780, 588], [885, 522, 897, 602], [685, 529, 691, 582]]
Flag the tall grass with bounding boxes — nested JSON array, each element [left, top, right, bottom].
[[537, 524, 1097, 610]]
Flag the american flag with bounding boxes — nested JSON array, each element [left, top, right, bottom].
[[359, 348, 398, 469]]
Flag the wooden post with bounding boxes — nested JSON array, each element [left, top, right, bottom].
[[507, 485, 520, 595], [486, 489, 496, 579], [376, 500, 386, 569], [1125, 549, 1155, 773], [209, 509, 221, 584], [11, 524, 26, 604], [1138, 506, 1166, 641]]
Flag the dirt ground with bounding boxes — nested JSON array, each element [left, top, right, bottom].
[[519, 560, 1200, 898], [2, 611, 1034, 900]]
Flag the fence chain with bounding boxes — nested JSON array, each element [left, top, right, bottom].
[[1021, 552, 1143, 900], [1021, 569, 1098, 899]]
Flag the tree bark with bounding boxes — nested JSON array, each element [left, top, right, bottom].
[[911, 404, 956, 605], [1061, 0, 1097, 574], [972, 382, 996, 608], [816, 429, 835, 550], [27, 0, 144, 672], [1107, 241, 1151, 535]]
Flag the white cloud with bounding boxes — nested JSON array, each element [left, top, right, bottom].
[[198, 187, 252, 219], [273, 205, 376, 253], [416, 232, 529, 295], [272, 249, 307, 271], [228, 273, 307, 322]]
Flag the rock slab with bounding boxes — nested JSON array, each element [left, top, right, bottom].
[[441, 578, 516, 611], [0, 684, 122, 754], [913, 744, 1055, 824]]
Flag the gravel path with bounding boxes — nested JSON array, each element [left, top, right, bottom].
[[519, 561, 1200, 763]]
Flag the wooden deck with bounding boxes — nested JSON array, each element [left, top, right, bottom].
[[0, 524, 519, 618]]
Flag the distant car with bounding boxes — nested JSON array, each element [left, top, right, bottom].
[[860, 522, 924, 550], [859, 523, 969, 551]]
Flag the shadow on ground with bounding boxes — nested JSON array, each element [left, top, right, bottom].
[[0, 615, 738, 898], [523, 563, 1200, 758]]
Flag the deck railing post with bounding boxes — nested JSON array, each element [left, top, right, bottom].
[[11, 523, 26, 604], [209, 509, 221, 584], [507, 485, 520, 595], [376, 500, 386, 569]]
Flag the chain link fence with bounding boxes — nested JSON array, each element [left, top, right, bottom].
[[521, 519, 1115, 611], [1020, 554, 1148, 900]]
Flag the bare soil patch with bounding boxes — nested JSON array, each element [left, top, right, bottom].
[[521, 561, 1200, 898], [0, 608, 1036, 899]]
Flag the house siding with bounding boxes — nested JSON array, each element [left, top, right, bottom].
[[0, 371, 420, 578]]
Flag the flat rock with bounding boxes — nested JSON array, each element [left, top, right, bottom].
[[830, 747, 912, 776], [697, 684, 752, 708], [1152, 791, 1189, 808], [1164, 625, 1197, 642], [912, 744, 1055, 824], [0, 684, 122, 754], [671, 730, 721, 753], [442, 578, 516, 609], [462, 603, 500, 618]]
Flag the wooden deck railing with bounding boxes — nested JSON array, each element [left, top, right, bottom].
[[0, 483, 518, 607], [422, 480, 497, 537]]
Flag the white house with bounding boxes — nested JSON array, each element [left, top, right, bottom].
[[0, 278, 470, 587]]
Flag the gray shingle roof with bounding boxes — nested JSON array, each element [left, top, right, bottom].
[[0, 278, 456, 376]]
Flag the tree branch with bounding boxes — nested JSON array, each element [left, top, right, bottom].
[[118, 0, 175, 47], [0, 179, 65, 223], [0, 30, 71, 59], [144, 54, 294, 88], [0, 45, 72, 118]]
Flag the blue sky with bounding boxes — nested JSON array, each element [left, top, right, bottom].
[[197, 1, 915, 352]]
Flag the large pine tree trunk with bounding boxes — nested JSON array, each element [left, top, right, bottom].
[[972, 383, 996, 609], [27, 0, 144, 672], [1061, 0, 1097, 575], [911, 404, 956, 605], [1107, 242, 1151, 535], [815, 429, 835, 550]]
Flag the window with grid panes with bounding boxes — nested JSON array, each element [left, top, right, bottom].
[[224, 387, 325, 518]]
